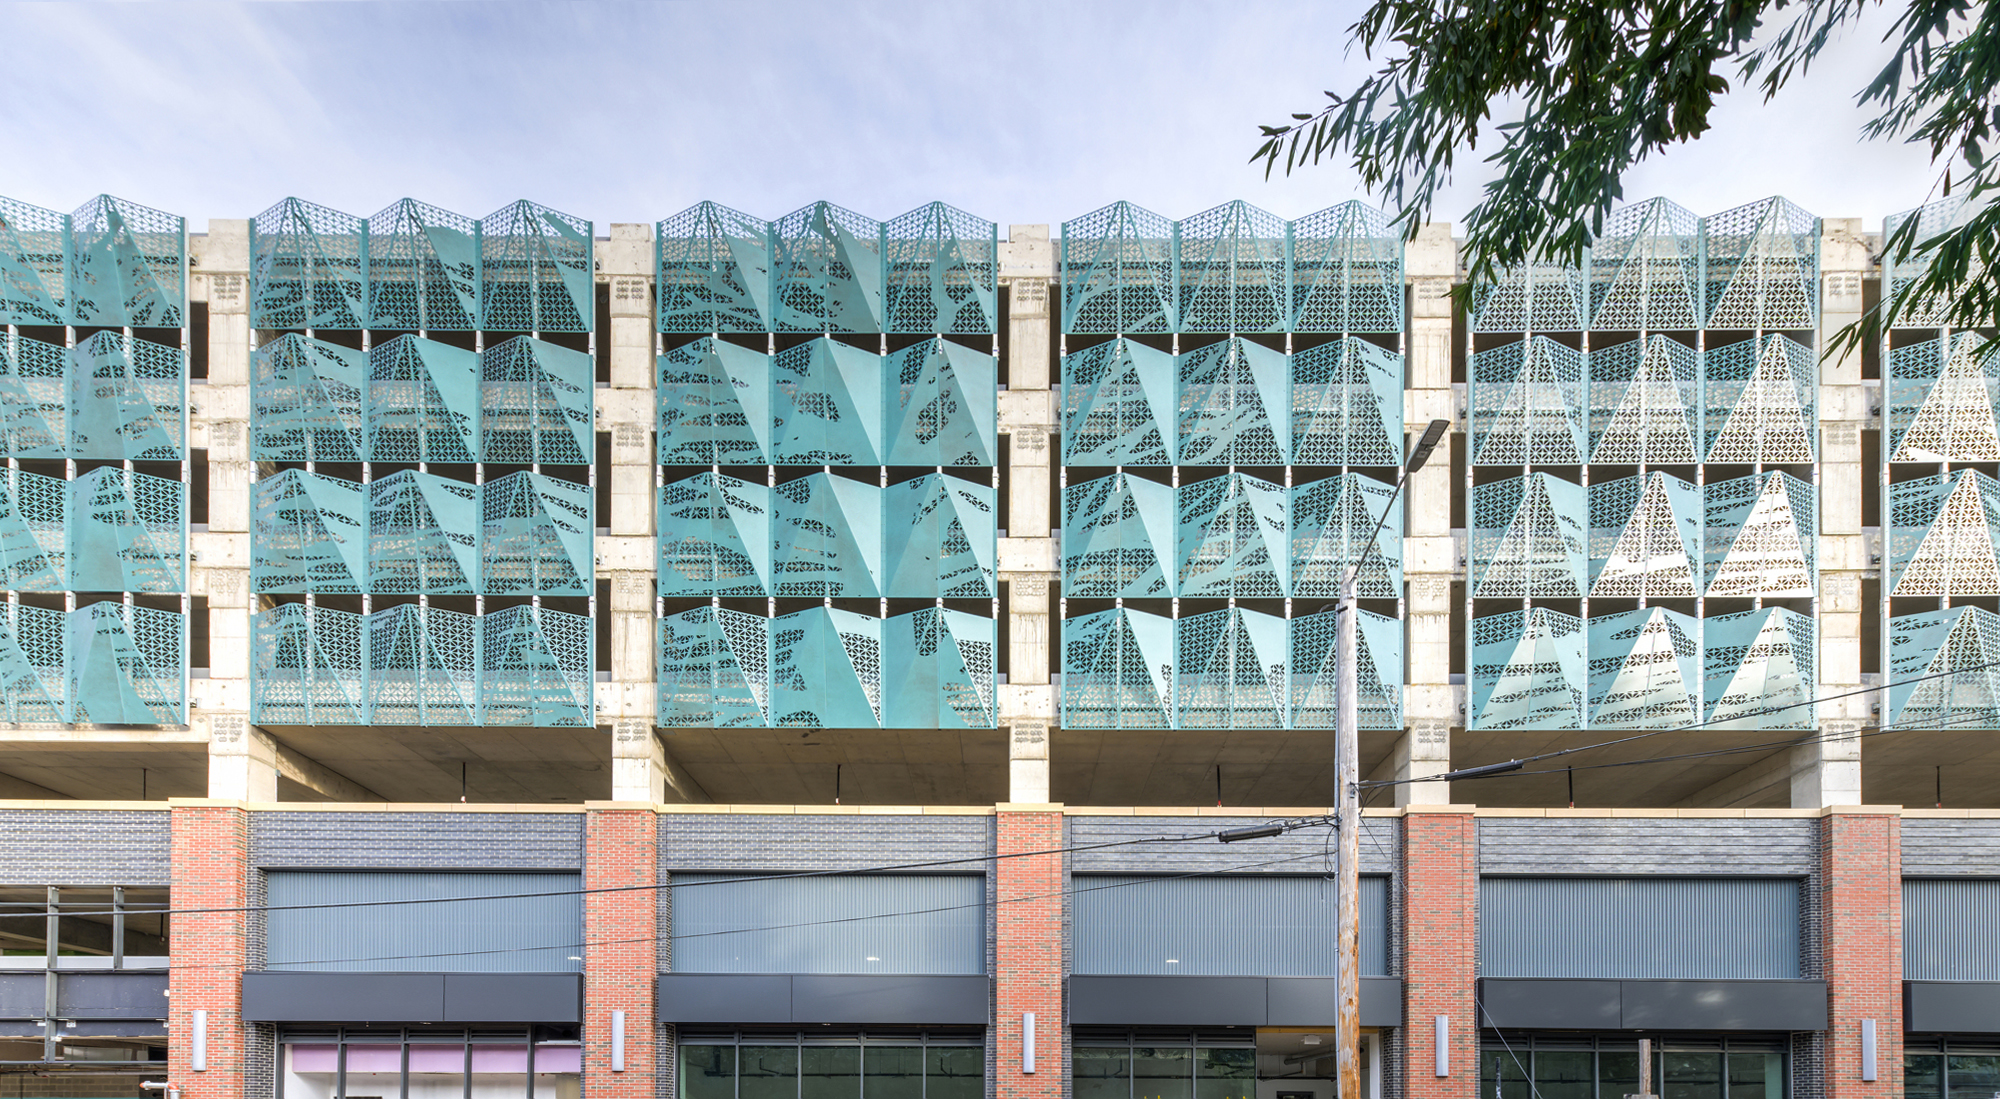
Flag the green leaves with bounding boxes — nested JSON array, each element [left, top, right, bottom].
[[1256, 0, 2000, 344]]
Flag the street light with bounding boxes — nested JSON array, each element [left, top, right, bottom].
[[1335, 418, 1448, 1099]]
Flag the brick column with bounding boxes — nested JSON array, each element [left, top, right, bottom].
[[995, 807, 1063, 1099], [1404, 807, 1476, 1099], [169, 800, 267, 1099], [585, 805, 659, 1099], [1822, 810, 1902, 1099]]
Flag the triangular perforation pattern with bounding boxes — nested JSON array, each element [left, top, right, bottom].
[[1469, 608, 1587, 730], [1588, 472, 1702, 598], [1889, 468, 2000, 596], [1586, 607, 1701, 729], [1887, 607, 2000, 729], [1470, 336, 1587, 465], [1471, 473, 1588, 598]]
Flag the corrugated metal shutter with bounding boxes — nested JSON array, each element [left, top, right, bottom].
[[1070, 874, 1387, 976], [1479, 877, 1800, 979], [266, 871, 582, 973], [670, 873, 983, 975], [1905, 878, 2000, 980]]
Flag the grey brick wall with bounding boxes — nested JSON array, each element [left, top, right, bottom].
[[251, 812, 585, 869], [1903, 818, 2000, 875], [0, 810, 170, 885], [658, 814, 992, 871], [1067, 815, 1398, 875], [1478, 817, 1818, 875]]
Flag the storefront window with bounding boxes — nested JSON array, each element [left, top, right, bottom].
[[1193, 1047, 1254, 1099], [1134, 1046, 1193, 1099], [1480, 1037, 1784, 1099], [679, 1033, 983, 1099], [1076, 1036, 1299, 1099], [279, 1027, 580, 1099], [1907, 1041, 2000, 1099]]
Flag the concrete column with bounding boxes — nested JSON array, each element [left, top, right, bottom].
[[1805, 219, 1874, 807], [611, 719, 708, 804], [999, 228, 1059, 806], [1403, 806, 1477, 1099], [994, 806, 1064, 1099], [583, 805, 659, 1099], [1820, 809, 1903, 1099], [204, 714, 278, 803], [1400, 225, 1461, 801], [168, 800, 271, 1099]]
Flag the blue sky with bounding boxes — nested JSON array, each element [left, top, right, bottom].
[[0, 1, 1947, 234]]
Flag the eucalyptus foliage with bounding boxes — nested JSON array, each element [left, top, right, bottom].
[[1254, 0, 2000, 353]]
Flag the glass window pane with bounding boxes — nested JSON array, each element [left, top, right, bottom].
[[1906, 1055, 1943, 1099], [1196, 1048, 1254, 1099], [741, 1045, 799, 1099], [926, 1046, 983, 1099], [1134, 1047, 1193, 1099], [1537, 1050, 1594, 1099], [1948, 1055, 2000, 1099], [804, 1047, 859, 1099], [1727, 1052, 1784, 1099], [685, 1045, 736, 1099], [1600, 1050, 1640, 1099], [1076, 1046, 1132, 1099], [1663, 1052, 1723, 1099], [864, 1046, 923, 1099], [1483, 1049, 1530, 1099]]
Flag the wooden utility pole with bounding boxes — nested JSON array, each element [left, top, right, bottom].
[[1337, 420, 1448, 1099]]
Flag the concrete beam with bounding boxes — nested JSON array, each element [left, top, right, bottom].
[[614, 721, 710, 804], [270, 738, 384, 802], [0, 770, 71, 799]]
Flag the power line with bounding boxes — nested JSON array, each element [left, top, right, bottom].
[[0, 816, 1334, 922], [111, 842, 1346, 974]]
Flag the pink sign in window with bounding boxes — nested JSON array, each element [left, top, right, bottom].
[[288, 1045, 581, 1074]]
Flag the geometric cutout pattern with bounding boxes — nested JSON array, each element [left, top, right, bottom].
[[1472, 261, 1588, 333], [1586, 607, 1701, 729], [0, 469, 66, 591], [1290, 473, 1402, 599], [252, 334, 367, 461], [658, 606, 994, 729], [66, 602, 184, 726], [0, 194, 184, 328], [1062, 472, 1176, 598], [1061, 337, 1177, 465], [1290, 337, 1404, 466], [366, 335, 480, 463], [654, 336, 998, 467], [250, 196, 594, 331], [1062, 606, 1401, 730], [1889, 468, 2000, 597], [1288, 606, 1403, 729], [1703, 472, 1817, 598], [1588, 197, 1701, 332], [1889, 332, 2000, 463], [1588, 335, 1700, 463], [772, 472, 884, 598], [1885, 195, 1971, 329], [0, 603, 69, 725], [1060, 200, 1404, 334], [1176, 336, 1290, 464], [658, 472, 774, 597], [1587, 472, 1703, 599], [0, 335, 69, 457], [1887, 606, 2000, 730], [1702, 196, 1818, 331], [68, 331, 185, 460], [1177, 473, 1289, 598], [255, 603, 591, 727], [1064, 336, 1406, 466], [1471, 473, 1588, 598], [66, 467, 184, 593], [655, 200, 998, 335], [881, 473, 997, 599], [1177, 201, 1287, 334], [479, 336, 593, 465], [1469, 607, 1587, 730], [1470, 336, 1587, 465], [1703, 335, 1816, 463], [1702, 607, 1816, 730], [254, 470, 591, 596]]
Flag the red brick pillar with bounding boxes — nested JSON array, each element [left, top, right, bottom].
[[1822, 810, 1902, 1099], [585, 805, 659, 1099], [995, 807, 1063, 1099], [1404, 807, 1476, 1099], [169, 801, 262, 1099]]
